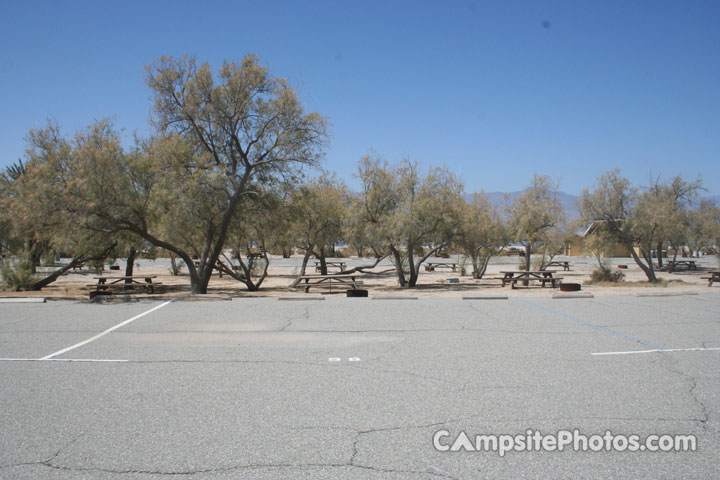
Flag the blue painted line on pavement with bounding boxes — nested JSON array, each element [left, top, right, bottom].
[[517, 298, 666, 350]]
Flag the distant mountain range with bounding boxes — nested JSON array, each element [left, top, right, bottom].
[[466, 191, 720, 222]]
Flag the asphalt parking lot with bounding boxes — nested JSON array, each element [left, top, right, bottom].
[[1, 293, 719, 479]]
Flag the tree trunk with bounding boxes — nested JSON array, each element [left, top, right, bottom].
[[246, 251, 270, 291], [523, 244, 532, 286], [477, 256, 491, 279], [524, 244, 532, 271], [124, 247, 136, 284], [318, 248, 328, 275], [628, 244, 658, 282], [169, 255, 180, 275], [218, 246, 270, 291], [30, 258, 83, 290], [656, 242, 664, 269], [290, 249, 313, 288], [30, 243, 116, 291], [471, 252, 480, 279], [594, 251, 603, 268], [390, 246, 407, 287], [189, 264, 207, 294], [406, 240, 418, 288]]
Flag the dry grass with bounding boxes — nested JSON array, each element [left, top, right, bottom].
[[589, 279, 689, 288]]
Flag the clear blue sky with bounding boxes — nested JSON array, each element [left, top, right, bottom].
[[1, 0, 718, 195]]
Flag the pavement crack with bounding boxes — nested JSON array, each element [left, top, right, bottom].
[[344, 362, 453, 385], [35, 461, 460, 478], [279, 305, 309, 332], [655, 355, 710, 431]]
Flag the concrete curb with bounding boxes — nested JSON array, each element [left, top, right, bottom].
[[277, 296, 325, 301], [635, 292, 699, 297], [462, 295, 508, 300], [0, 298, 46, 303], [176, 294, 233, 301], [371, 296, 418, 300], [552, 293, 594, 299]]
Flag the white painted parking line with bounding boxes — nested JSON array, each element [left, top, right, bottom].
[[0, 358, 129, 362], [592, 347, 720, 356], [348, 357, 361, 361], [328, 357, 341, 362], [39, 300, 173, 360]]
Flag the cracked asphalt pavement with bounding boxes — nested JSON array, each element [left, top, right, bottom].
[[1, 293, 719, 478]]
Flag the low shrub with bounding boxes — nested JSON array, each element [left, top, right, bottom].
[[1, 259, 36, 291], [588, 264, 625, 283]]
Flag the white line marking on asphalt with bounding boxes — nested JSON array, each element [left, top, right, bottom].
[[39, 300, 173, 360], [328, 357, 341, 362], [43, 358, 130, 362], [592, 347, 720, 356], [348, 357, 361, 361], [0, 358, 129, 362]]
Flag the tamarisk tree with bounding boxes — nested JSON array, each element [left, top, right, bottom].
[[63, 55, 327, 294], [453, 193, 506, 279], [356, 156, 464, 287]]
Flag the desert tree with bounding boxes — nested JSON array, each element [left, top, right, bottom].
[[580, 170, 702, 282], [288, 174, 348, 284], [643, 176, 703, 269], [453, 193, 506, 279], [579, 170, 657, 281], [580, 219, 619, 268], [214, 188, 291, 291], [507, 175, 563, 273], [62, 55, 326, 294], [344, 191, 374, 258], [356, 156, 464, 287], [688, 200, 720, 262], [536, 222, 573, 270], [0, 126, 116, 291]]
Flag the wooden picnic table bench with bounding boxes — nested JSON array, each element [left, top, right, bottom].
[[499, 270, 562, 289], [543, 261, 570, 271], [296, 274, 363, 293], [666, 260, 698, 272], [88, 275, 161, 298], [700, 271, 720, 287], [314, 261, 346, 272], [424, 262, 458, 272]]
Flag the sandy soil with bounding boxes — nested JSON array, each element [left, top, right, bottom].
[[1, 255, 718, 301]]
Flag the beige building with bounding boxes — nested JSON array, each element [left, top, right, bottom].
[[563, 222, 634, 257]]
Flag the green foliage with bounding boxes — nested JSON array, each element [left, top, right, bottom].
[[290, 174, 348, 256], [355, 155, 465, 286], [507, 175, 563, 271], [453, 193, 506, 279], [580, 170, 703, 282], [1, 259, 36, 291], [11, 54, 328, 294]]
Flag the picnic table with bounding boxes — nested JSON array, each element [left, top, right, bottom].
[[700, 271, 720, 287], [424, 262, 458, 272], [666, 260, 698, 272], [314, 261, 346, 272], [89, 275, 160, 298], [500, 270, 562, 289], [543, 261, 570, 271], [297, 274, 363, 293]]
